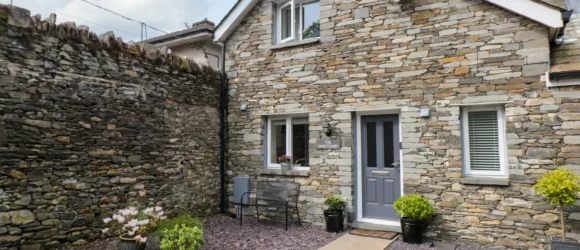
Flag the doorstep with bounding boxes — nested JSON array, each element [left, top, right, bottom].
[[318, 234, 394, 250], [351, 219, 401, 233]]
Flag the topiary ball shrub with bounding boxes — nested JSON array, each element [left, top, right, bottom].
[[393, 194, 435, 221], [534, 167, 580, 240]]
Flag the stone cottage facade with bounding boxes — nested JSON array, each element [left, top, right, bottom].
[[215, 0, 580, 248]]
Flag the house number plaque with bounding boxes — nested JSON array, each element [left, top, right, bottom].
[[316, 139, 341, 149]]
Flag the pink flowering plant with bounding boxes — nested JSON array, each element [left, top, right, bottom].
[[102, 205, 167, 244], [278, 154, 292, 163]]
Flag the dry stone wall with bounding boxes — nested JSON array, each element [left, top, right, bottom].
[[0, 4, 221, 249], [224, 0, 580, 248]]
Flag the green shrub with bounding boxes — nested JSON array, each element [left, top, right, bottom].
[[156, 213, 202, 231], [324, 194, 347, 211], [160, 224, 203, 250], [534, 167, 580, 239], [150, 213, 202, 246], [393, 194, 435, 221]]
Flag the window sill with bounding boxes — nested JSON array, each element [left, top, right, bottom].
[[461, 177, 509, 186], [258, 169, 310, 177], [270, 38, 320, 50]]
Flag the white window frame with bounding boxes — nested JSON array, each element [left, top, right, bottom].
[[276, 0, 319, 44], [277, 1, 295, 44], [546, 71, 580, 87], [461, 106, 507, 177], [266, 116, 310, 170]]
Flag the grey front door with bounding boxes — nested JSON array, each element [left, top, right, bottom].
[[361, 114, 401, 220]]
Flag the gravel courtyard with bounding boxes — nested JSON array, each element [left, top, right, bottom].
[[56, 215, 494, 250]]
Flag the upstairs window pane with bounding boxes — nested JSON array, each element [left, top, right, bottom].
[[280, 5, 292, 41], [302, 1, 320, 39]]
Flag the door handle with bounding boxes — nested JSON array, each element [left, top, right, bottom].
[[392, 160, 400, 171], [372, 171, 390, 176]]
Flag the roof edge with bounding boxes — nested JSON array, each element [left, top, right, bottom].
[[145, 28, 214, 45], [214, 0, 564, 43], [484, 0, 564, 29], [214, 0, 259, 42], [533, 0, 568, 11]]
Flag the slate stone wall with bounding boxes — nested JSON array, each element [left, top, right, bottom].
[[0, 5, 221, 249], [224, 0, 580, 248]]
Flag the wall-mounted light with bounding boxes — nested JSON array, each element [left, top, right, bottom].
[[240, 104, 248, 111], [323, 123, 332, 136], [420, 108, 431, 118]]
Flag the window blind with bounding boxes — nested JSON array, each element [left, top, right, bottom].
[[467, 111, 500, 171]]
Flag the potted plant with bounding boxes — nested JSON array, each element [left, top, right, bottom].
[[278, 154, 292, 171], [323, 194, 347, 233], [102, 205, 167, 250], [394, 194, 435, 244], [534, 167, 580, 250]]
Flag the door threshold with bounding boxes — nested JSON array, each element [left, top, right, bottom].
[[352, 218, 401, 233]]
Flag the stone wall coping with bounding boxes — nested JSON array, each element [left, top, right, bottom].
[[269, 38, 320, 50], [450, 101, 514, 106], [461, 177, 509, 186], [258, 169, 311, 177], [0, 4, 217, 75]]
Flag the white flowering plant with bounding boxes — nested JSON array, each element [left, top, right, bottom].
[[102, 205, 167, 244]]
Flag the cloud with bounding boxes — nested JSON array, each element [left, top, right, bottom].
[[2, 0, 237, 42]]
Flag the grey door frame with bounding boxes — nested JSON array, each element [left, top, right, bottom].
[[354, 109, 403, 223]]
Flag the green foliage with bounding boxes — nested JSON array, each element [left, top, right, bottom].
[[534, 167, 580, 207], [393, 195, 435, 221], [324, 194, 347, 211], [156, 213, 203, 232], [0, 10, 8, 32], [149, 213, 202, 246], [179, 57, 190, 71], [160, 224, 203, 250]]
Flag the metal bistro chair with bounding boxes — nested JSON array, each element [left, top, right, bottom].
[[239, 181, 301, 231]]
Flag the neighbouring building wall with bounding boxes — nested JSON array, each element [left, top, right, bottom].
[[0, 5, 221, 249], [224, 0, 580, 248], [171, 40, 222, 70]]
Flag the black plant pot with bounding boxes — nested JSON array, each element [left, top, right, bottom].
[[324, 210, 344, 233], [119, 234, 147, 250], [400, 217, 424, 244], [551, 236, 580, 250]]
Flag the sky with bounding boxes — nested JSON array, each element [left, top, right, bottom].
[[1, 0, 238, 42]]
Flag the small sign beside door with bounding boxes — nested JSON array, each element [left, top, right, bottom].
[[316, 139, 341, 149]]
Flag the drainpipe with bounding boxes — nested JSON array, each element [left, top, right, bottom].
[[219, 40, 228, 214]]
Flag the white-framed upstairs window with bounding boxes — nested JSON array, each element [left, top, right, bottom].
[[461, 106, 507, 177], [276, 0, 320, 44], [266, 116, 310, 170]]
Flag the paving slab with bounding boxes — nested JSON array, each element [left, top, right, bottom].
[[318, 234, 394, 250]]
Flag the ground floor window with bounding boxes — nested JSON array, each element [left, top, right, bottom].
[[461, 106, 507, 177], [267, 116, 309, 170]]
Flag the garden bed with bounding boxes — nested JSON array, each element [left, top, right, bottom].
[[57, 215, 344, 250]]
